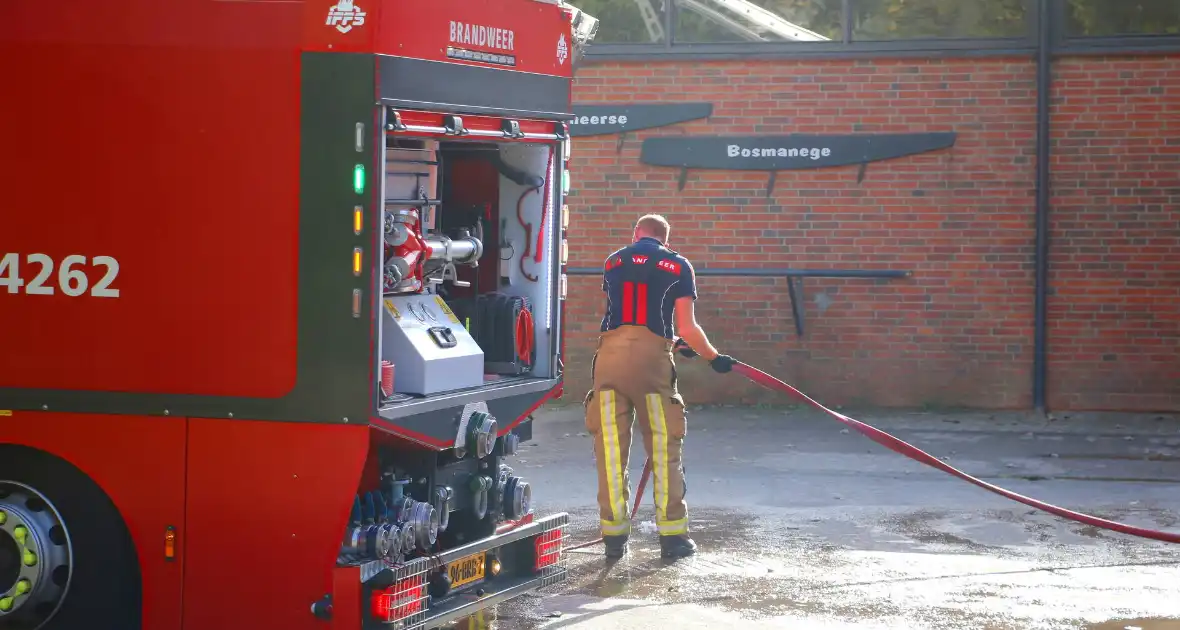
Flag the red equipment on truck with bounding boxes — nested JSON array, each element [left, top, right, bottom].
[[0, 0, 598, 628]]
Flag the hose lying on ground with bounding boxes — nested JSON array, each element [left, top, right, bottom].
[[732, 361, 1180, 545], [569, 359, 1180, 549]]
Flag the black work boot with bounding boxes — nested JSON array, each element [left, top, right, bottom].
[[603, 534, 629, 558], [659, 534, 697, 559]]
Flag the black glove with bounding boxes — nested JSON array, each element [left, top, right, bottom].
[[709, 354, 736, 374], [673, 338, 698, 358]]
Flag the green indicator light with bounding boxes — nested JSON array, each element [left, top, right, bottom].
[[0, 597, 12, 612], [562, 169, 570, 195], [15, 579, 30, 595], [353, 164, 365, 195]]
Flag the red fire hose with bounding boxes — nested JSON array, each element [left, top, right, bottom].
[[733, 362, 1180, 544], [570, 360, 1180, 550], [565, 458, 652, 552], [514, 306, 534, 367], [516, 147, 557, 283], [533, 147, 555, 264], [516, 187, 540, 282]]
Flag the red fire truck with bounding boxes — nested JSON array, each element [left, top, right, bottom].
[[0, 0, 597, 628]]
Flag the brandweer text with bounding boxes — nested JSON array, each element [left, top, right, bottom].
[[450, 21, 515, 52]]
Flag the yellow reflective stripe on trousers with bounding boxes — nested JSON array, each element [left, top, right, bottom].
[[599, 390, 627, 524], [657, 517, 688, 536], [646, 393, 670, 524], [600, 520, 630, 535]]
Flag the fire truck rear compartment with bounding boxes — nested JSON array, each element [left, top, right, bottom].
[[377, 135, 562, 418], [341, 130, 569, 625]]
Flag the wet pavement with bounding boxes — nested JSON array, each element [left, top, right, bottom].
[[451, 406, 1180, 630]]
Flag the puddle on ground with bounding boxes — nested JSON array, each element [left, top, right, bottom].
[[1086, 619, 1180, 630], [560, 511, 777, 600], [440, 506, 1180, 630], [1051, 453, 1180, 463], [993, 475, 1180, 484], [884, 509, 1010, 554]]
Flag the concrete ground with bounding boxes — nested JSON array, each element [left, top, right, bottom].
[[450, 405, 1180, 630]]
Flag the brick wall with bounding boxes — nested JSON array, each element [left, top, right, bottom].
[[1048, 57, 1180, 412], [563, 54, 1180, 412]]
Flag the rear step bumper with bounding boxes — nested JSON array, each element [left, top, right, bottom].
[[421, 567, 567, 629], [362, 512, 570, 628]]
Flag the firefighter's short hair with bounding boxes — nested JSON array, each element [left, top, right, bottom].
[[635, 214, 671, 242]]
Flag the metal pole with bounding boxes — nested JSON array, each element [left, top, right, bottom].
[[664, 0, 675, 47], [841, 0, 853, 44], [1033, 0, 1052, 414]]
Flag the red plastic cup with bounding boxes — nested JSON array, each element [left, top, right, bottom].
[[381, 361, 395, 397]]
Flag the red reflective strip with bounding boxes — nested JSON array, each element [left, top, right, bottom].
[[635, 283, 648, 325], [622, 282, 634, 323]]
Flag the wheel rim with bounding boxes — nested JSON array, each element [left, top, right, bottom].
[[0, 535, 20, 595], [0, 482, 73, 629]]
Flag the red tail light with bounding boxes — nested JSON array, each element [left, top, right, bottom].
[[370, 573, 426, 623], [534, 528, 564, 572]]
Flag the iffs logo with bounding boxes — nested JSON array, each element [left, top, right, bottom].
[[631, 255, 649, 264], [557, 33, 568, 66], [657, 259, 681, 274], [325, 0, 366, 34]]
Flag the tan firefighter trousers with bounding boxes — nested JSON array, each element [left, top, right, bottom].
[[584, 325, 689, 538]]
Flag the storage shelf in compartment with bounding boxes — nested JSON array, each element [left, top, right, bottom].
[[485, 361, 533, 377], [378, 376, 558, 420], [384, 198, 441, 207]]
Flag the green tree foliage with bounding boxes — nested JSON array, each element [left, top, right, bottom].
[[1064, 0, 1180, 36], [850, 0, 1027, 39], [572, 0, 666, 42]]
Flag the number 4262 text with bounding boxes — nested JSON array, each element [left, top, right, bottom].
[[0, 253, 120, 298]]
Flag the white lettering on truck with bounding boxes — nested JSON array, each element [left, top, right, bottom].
[[325, 0, 366, 34], [727, 144, 832, 160], [0, 253, 121, 297], [570, 114, 628, 126], [449, 21, 515, 52]]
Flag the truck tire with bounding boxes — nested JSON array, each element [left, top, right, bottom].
[[0, 445, 141, 630]]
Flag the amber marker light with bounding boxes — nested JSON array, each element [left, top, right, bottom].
[[165, 526, 177, 561]]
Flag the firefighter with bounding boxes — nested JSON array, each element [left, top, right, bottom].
[[584, 214, 735, 559]]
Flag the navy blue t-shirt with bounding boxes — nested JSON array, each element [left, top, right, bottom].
[[600, 237, 698, 339]]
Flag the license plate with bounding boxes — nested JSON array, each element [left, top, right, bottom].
[[447, 552, 486, 589]]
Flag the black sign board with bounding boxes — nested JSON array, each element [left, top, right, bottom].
[[568, 103, 714, 137], [641, 133, 956, 170], [640, 132, 956, 195]]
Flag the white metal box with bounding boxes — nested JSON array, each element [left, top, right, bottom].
[[380, 294, 484, 396]]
